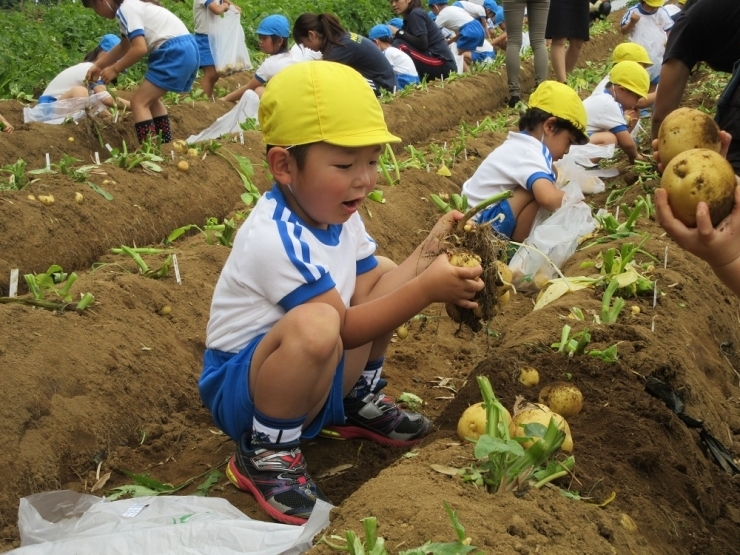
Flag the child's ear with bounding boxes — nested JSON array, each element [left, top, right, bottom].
[[268, 147, 293, 184], [543, 116, 558, 135]]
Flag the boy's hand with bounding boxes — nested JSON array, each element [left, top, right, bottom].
[[416, 211, 465, 273], [655, 183, 740, 268], [86, 64, 103, 84], [419, 253, 485, 308], [100, 66, 120, 84], [630, 11, 640, 22]]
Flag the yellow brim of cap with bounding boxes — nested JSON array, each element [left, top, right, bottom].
[[325, 130, 402, 147], [573, 130, 590, 146]]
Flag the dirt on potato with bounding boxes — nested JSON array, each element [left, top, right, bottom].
[[2, 11, 740, 555]]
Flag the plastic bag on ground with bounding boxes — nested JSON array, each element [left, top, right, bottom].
[[208, 9, 253, 76], [554, 143, 618, 195], [11, 490, 331, 555], [448, 43, 465, 74], [187, 89, 260, 143], [509, 181, 597, 291], [23, 92, 110, 124]]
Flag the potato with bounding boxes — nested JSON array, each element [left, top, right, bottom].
[[449, 251, 481, 269], [187, 148, 200, 158], [172, 140, 187, 153], [38, 194, 54, 206], [74, 192, 84, 204], [495, 260, 512, 297], [177, 160, 190, 172], [499, 290, 511, 304], [658, 107, 721, 166], [509, 403, 573, 452], [457, 402, 511, 442], [538, 382, 583, 418], [516, 366, 539, 387], [396, 325, 409, 340], [661, 148, 736, 227]]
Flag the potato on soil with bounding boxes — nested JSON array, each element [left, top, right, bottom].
[[177, 160, 190, 172], [661, 148, 736, 227], [516, 366, 540, 387], [510, 402, 573, 452], [538, 382, 583, 418], [658, 107, 721, 166], [172, 140, 187, 153], [38, 194, 54, 206], [74, 192, 84, 204], [396, 325, 408, 340], [457, 402, 511, 442]]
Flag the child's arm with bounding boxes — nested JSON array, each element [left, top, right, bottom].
[[0, 114, 13, 133], [100, 36, 147, 84], [87, 39, 132, 82], [480, 17, 491, 39], [620, 10, 639, 34], [92, 85, 131, 109], [208, 0, 231, 16], [531, 178, 565, 212], [614, 129, 643, 162], [221, 78, 261, 102]]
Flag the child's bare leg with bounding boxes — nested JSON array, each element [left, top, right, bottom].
[[132, 80, 171, 143], [589, 131, 618, 146], [511, 200, 540, 242], [201, 65, 219, 98], [57, 86, 90, 100]]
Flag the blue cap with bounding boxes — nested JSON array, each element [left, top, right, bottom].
[[428, 10, 437, 19], [494, 6, 504, 25], [483, 0, 498, 13], [388, 17, 404, 28], [428, 0, 447, 5], [257, 14, 290, 38], [368, 24, 393, 41], [99, 34, 120, 52]]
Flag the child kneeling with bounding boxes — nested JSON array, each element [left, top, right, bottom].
[[461, 81, 589, 241], [200, 61, 484, 525]]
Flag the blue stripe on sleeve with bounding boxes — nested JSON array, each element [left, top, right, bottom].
[[526, 171, 555, 190], [116, 9, 129, 33], [127, 29, 145, 41], [279, 274, 337, 312], [609, 124, 628, 134], [357, 255, 379, 275], [276, 220, 328, 284]]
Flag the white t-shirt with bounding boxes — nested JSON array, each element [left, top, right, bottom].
[[192, 0, 218, 35], [255, 52, 299, 84], [206, 185, 378, 353], [455, 1, 486, 19], [475, 39, 494, 55], [621, 6, 673, 81], [663, 4, 681, 17], [290, 43, 323, 61], [583, 90, 628, 135], [462, 132, 555, 214], [384, 46, 418, 77], [116, 0, 190, 52], [42, 63, 94, 98], [591, 75, 609, 96], [435, 6, 475, 33]]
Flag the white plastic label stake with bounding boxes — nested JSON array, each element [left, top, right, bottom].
[[94, 152, 101, 165], [652, 280, 658, 308], [615, 205, 620, 221], [122, 502, 149, 518], [173, 254, 182, 285], [9, 269, 19, 298], [113, 112, 119, 123], [239, 130, 244, 145], [664, 247, 668, 269], [45, 153, 51, 170], [105, 143, 113, 152], [171, 150, 175, 161]]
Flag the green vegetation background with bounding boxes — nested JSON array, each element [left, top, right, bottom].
[[0, 0, 392, 99]]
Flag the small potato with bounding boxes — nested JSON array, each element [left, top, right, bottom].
[[448, 251, 481, 268], [457, 402, 511, 442], [495, 260, 512, 297], [27, 194, 35, 201], [538, 382, 583, 418], [499, 290, 511, 304], [159, 305, 172, 316], [187, 148, 200, 158], [172, 140, 187, 153], [38, 194, 55, 206], [510, 403, 573, 452], [661, 148, 736, 227], [396, 325, 409, 340], [177, 160, 190, 172], [74, 192, 84, 204], [68, 137, 75, 143], [516, 366, 540, 387], [658, 107, 721, 166]]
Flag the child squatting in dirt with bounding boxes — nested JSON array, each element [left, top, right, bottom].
[[199, 61, 484, 525]]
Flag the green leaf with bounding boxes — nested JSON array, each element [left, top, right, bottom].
[[86, 181, 114, 200], [473, 435, 525, 459], [195, 468, 223, 496]]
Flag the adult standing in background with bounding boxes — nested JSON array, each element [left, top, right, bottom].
[[546, 0, 590, 83], [503, 0, 550, 107]]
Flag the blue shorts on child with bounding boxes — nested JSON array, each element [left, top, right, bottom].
[[200, 335, 347, 442], [477, 199, 516, 238], [146, 34, 200, 92], [396, 73, 421, 89], [457, 20, 486, 51], [471, 50, 495, 64], [194, 33, 215, 68]]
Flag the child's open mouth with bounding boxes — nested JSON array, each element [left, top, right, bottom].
[[342, 199, 362, 213]]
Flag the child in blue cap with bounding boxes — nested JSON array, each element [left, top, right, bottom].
[[37, 34, 130, 111], [429, 0, 487, 63], [222, 15, 296, 102], [83, 0, 199, 145], [368, 24, 421, 89], [193, 0, 234, 98]]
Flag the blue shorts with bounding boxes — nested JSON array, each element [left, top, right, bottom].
[[396, 73, 420, 89], [477, 198, 516, 238], [194, 33, 215, 68], [199, 335, 347, 442], [471, 50, 495, 64], [650, 75, 660, 85], [457, 20, 485, 52], [146, 35, 200, 93], [38, 95, 56, 104]]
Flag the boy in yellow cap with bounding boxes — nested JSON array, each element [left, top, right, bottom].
[[591, 43, 655, 117], [199, 61, 483, 525], [620, 0, 673, 87], [461, 81, 589, 241], [584, 60, 650, 163]]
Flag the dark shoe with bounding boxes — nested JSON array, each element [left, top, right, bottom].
[[321, 391, 432, 447], [507, 96, 521, 108], [226, 439, 329, 525]]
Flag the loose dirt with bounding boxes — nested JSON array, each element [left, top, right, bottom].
[[1, 14, 739, 555]]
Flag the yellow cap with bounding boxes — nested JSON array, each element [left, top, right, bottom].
[[528, 81, 589, 145], [259, 61, 401, 147], [612, 42, 653, 66], [678, 0, 686, 4], [643, 0, 665, 6], [609, 60, 650, 98]]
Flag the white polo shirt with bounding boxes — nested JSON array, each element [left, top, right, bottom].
[[116, 0, 189, 51], [583, 90, 628, 135], [435, 5, 475, 33]]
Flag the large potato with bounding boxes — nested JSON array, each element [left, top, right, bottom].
[[661, 148, 736, 227], [658, 107, 721, 166], [457, 402, 511, 442], [538, 382, 583, 418], [509, 403, 573, 452]]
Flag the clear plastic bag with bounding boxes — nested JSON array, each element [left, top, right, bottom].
[[208, 9, 253, 76], [11, 490, 331, 555], [554, 143, 619, 195], [187, 89, 260, 143], [23, 92, 110, 124], [509, 181, 597, 291]]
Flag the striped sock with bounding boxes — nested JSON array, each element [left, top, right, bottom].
[[347, 358, 384, 400], [251, 408, 305, 446]]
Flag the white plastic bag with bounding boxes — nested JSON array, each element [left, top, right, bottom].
[[208, 9, 253, 76], [23, 92, 110, 124], [509, 181, 597, 291], [555, 143, 618, 195], [448, 43, 465, 74], [11, 490, 331, 555], [187, 89, 260, 143]]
